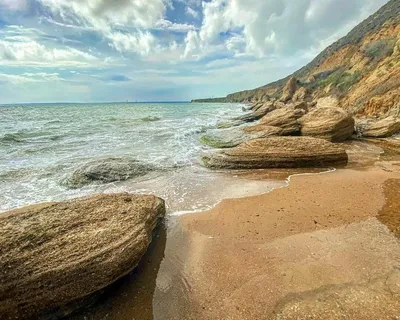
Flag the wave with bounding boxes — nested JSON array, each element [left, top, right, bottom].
[[141, 116, 162, 122], [1, 132, 26, 144]]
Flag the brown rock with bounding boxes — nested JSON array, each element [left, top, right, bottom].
[[260, 107, 305, 135], [299, 107, 355, 142], [201, 136, 348, 169], [280, 77, 297, 102], [242, 125, 283, 136], [0, 194, 165, 319], [292, 87, 308, 102], [233, 102, 276, 123], [362, 116, 400, 138]]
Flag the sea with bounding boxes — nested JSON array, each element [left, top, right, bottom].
[[0, 102, 287, 214]]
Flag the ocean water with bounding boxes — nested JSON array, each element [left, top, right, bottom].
[[0, 102, 286, 213]]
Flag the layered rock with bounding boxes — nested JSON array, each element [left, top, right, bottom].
[[362, 116, 400, 137], [0, 193, 166, 319], [202, 137, 348, 169], [259, 106, 306, 135], [233, 102, 276, 123], [299, 107, 355, 142], [280, 77, 297, 102], [292, 87, 308, 102], [200, 127, 277, 148], [64, 157, 154, 188]]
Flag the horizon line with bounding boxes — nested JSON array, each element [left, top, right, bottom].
[[0, 100, 193, 106]]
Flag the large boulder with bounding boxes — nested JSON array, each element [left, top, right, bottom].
[[233, 102, 276, 123], [0, 193, 165, 319], [201, 136, 348, 169], [64, 157, 155, 188], [299, 107, 355, 142], [259, 106, 306, 135], [280, 77, 297, 102], [362, 116, 400, 138], [200, 127, 277, 148]]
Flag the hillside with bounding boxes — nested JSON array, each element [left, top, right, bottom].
[[193, 0, 400, 117]]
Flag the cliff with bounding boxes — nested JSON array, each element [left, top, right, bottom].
[[193, 0, 400, 117]]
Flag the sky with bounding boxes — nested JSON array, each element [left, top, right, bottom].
[[0, 0, 390, 103]]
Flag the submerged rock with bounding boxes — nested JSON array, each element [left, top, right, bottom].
[[202, 136, 348, 169], [64, 157, 154, 188], [233, 102, 276, 123], [259, 106, 306, 135], [362, 116, 400, 138], [0, 193, 165, 319], [299, 107, 355, 142], [200, 127, 275, 148]]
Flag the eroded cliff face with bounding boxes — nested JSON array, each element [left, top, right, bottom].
[[194, 0, 400, 119]]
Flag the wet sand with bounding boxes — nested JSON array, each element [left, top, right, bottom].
[[69, 142, 400, 320], [172, 164, 400, 319]]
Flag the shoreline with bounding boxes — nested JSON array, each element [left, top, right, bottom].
[[67, 142, 400, 320]]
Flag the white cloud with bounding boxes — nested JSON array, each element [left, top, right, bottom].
[[108, 31, 155, 56], [184, 0, 390, 58], [0, 72, 63, 84], [0, 38, 101, 67], [0, 0, 27, 11], [155, 19, 195, 32], [186, 7, 199, 18], [37, 0, 172, 55]]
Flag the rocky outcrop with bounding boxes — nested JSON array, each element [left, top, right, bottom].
[[0, 193, 166, 319], [233, 102, 276, 123], [299, 107, 355, 142], [280, 77, 297, 102], [202, 137, 348, 169], [362, 116, 400, 137], [242, 125, 283, 136], [200, 127, 277, 148], [64, 157, 155, 188], [259, 106, 306, 135], [292, 87, 308, 102]]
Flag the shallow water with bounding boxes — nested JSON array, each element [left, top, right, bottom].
[[0, 102, 277, 212]]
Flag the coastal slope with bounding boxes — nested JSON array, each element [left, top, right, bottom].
[[193, 0, 400, 117]]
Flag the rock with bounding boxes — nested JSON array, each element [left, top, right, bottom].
[[233, 102, 276, 123], [316, 96, 339, 109], [64, 157, 154, 188], [292, 87, 308, 102], [362, 116, 400, 138], [201, 136, 348, 169], [260, 107, 306, 135], [0, 193, 166, 319], [280, 77, 297, 102], [299, 107, 355, 142], [200, 127, 275, 148], [242, 125, 283, 136]]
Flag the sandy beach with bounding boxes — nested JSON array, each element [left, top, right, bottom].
[[173, 166, 400, 319], [68, 143, 400, 320]]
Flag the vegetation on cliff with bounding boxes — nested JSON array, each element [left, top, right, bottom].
[[193, 0, 400, 117]]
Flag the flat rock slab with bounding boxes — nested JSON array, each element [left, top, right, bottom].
[[63, 157, 155, 189], [0, 193, 165, 319], [202, 136, 348, 169], [362, 116, 400, 138]]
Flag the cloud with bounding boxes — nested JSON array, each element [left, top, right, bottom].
[[186, 7, 199, 18], [37, 0, 171, 55], [183, 0, 390, 58], [0, 72, 63, 84], [155, 19, 195, 32], [108, 75, 131, 82], [108, 31, 156, 55], [0, 0, 27, 11], [0, 38, 100, 67]]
